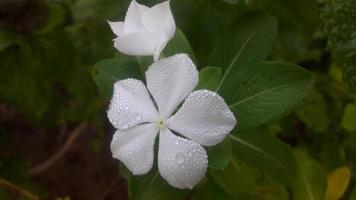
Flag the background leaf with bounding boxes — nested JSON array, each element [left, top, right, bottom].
[[325, 167, 351, 200], [197, 67, 222, 90], [291, 149, 327, 200], [341, 103, 356, 132], [128, 170, 189, 200], [92, 58, 142, 98], [192, 176, 231, 200], [230, 131, 295, 171], [164, 29, 196, 62], [227, 62, 313, 130], [296, 88, 330, 133], [207, 137, 232, 170], [211, 11, 278, 90], [209, 158, 260, 199]]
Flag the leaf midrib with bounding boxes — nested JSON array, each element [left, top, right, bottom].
[[215, 23, 262, 92], [229, 84, 289, 108], [300, 165, 315, 200], [229, 135, 284, 168]]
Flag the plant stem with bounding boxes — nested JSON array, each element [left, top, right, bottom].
[[0, 178, 40, 200], [28, 122, 88, 176]]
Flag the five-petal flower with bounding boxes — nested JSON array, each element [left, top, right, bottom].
[[108, 54, 236, 189], [108, 0, 176, 61]]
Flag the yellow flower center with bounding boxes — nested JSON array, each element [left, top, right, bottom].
[[156, 116, 167, 129]]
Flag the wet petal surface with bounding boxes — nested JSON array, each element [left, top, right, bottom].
[[168, 90, 236, 146], [111, 123, 159, 175], [146, 54, 198, 117], [158, 128, 207, 189], [107, 79, 158, 130]]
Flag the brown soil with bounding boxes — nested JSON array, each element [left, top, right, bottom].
[[0, 104, 128, 200]]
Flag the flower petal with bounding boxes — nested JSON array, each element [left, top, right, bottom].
[[114, 31, 160, 56], [146, 54, 198, 117], [158, 128, 207, 189], [168, 90, 236, 146], [142, 1, 176, 60], [107, 78, 158, 130], [143, 1, 175, 36], [111, 123, 159, 175], [108, 21, 124, 36], [123, 0, 149, 34]]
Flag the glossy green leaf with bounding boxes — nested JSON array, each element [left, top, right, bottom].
[[92, 58, 142, 98], [207, 137, 232, 170], [291, 149, 327, 200], [196, 67, 222, 90], [209, 11, 312, 130], [227, 62, 313, 130], [211, 11, 278, 85], [230, 131, 295, 170]]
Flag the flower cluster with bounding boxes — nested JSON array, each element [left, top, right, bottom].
[[108, 0, 236, 189]]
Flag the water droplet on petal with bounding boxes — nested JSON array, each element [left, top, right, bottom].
[[176, 153, 185, 164]]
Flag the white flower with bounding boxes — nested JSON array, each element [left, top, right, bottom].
[[108, 54, 236, 189], [108, 0, 176, 61]]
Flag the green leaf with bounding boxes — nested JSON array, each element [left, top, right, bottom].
[[210, 11, 278, 88], [196, 67, 222, 90], [255, 175, 288, 200], [296, 88, 329, 133], [128, 170, 189, 200], [119, 164, 131, 180], [322, 0, 356, 91], [208, 11, 312, 130], [320, 142, 344, 171], [350, 186, 356, 200], [220, 0, 239, 4], [92, 58, 142, 98], [341, 103, 356, 132], [209, 158, 260, 198], [227, 62, 313, 130], [247, 0, 320, 62], [230, 131, 295, 170], [136, 56, 154, 76], [291, 149, 327, 200], [207, 137, 232, 170], [0, 31, 19, 51], [342, 48, 356, 91], [192, 176, 231, 200], [34, 2, 65, 34], [164, 29, 196, 62]]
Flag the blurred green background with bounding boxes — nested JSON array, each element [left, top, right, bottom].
[[0, 0, 356, 199]]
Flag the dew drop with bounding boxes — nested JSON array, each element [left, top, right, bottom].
[[176, 153, 185, 164], [136, 115, 142, 121]]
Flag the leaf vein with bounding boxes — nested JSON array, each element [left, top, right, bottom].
[[229, 135, 283, 168]]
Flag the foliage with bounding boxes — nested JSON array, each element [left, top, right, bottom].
[[1, 0, 356, 199], [321, 0, 356, 91]]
